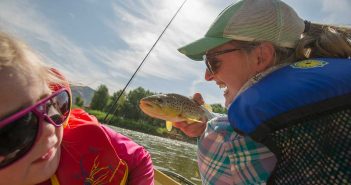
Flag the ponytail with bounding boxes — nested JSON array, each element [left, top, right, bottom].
[[296, 22, 351, 59]]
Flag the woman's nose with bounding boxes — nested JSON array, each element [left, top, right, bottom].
[[205, 69, 214, 81]]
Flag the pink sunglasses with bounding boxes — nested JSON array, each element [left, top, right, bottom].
[[0, 88, 71, 169]]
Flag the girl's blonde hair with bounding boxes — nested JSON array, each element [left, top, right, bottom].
[[0, 32, 65, 91]]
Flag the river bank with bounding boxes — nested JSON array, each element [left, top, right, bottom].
[[85, 108, 198, 144]]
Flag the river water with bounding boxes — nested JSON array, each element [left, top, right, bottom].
[[109, 126, 202, 184]]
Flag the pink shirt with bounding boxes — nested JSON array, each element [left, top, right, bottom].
[[37, 108, 154, 185], [101, 126, 154, 185]]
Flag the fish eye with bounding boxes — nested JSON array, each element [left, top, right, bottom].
[[156, 99, 164, 104]]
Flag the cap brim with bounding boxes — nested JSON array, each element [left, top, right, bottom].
[[178, 37, 232, 61]]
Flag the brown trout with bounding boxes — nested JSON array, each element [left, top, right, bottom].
[[139, 93, 214, 131]]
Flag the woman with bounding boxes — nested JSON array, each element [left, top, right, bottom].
[[0, 32, 154, 185], [176, 0, 351, 184]]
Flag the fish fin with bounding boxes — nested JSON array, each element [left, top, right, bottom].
[[186, 118, 203, 124], [203, 103, 212, 112], [166, 121, 173, 131]]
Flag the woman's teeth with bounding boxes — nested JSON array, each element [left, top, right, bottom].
[[219, 84, 228, 95], [223, 87, 229, 95]]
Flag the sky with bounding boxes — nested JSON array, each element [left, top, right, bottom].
[[0, 0, 350, 105]]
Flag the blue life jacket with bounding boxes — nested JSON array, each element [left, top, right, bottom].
[[228, 58, 351, 134]]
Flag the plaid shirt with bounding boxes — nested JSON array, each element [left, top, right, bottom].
[[197, 115, 277, 185]]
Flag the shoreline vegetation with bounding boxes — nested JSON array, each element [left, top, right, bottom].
[[72, 85, 227, 144], [85, 108, 198, 144]]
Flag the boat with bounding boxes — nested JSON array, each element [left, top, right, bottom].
[[155, 169, 196, 185]]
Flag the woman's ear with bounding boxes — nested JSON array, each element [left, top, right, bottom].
[[255, 42, 275, 72]]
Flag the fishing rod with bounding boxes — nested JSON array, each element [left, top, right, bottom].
[[104, 0, 187, 124]]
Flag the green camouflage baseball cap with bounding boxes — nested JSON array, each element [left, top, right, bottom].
[[178, 0, 305, 61]]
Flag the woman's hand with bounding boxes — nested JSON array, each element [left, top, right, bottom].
[[173, 121, 206, 137], [173, 92, 207, 138]]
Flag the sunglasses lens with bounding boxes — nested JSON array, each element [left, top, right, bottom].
[[0, 112, 39, 168], [46, 91, 70, 126], [203, 56, 213, 74], [204, 48, 241, 74], [204, 57, 219, 74]]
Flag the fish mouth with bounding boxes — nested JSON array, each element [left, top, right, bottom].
[[139, 100, 163, 117], [139, 100, 181, 121], [139, 100, 159, 109]]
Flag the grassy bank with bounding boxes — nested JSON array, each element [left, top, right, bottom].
[[84, 108, 197, 144]]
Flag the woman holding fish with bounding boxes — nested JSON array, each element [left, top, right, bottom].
[[176, 0, 351, 184]]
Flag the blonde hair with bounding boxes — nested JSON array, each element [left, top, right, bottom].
[[0, 32, 65, 91]]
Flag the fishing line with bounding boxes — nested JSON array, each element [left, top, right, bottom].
[[104, 0, 187, 124]]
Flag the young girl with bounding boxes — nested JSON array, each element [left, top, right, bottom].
[[0, 32, 154, 185]]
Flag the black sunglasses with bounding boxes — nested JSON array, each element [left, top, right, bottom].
[[204, 48, 241, 74]]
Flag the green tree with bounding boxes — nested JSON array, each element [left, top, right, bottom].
[[90, 84, 109, 111], [75, 96, 84, 107], [105, 90, 127, 117], [211, 103, 227, 114], [121, 87, 153, 120]]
